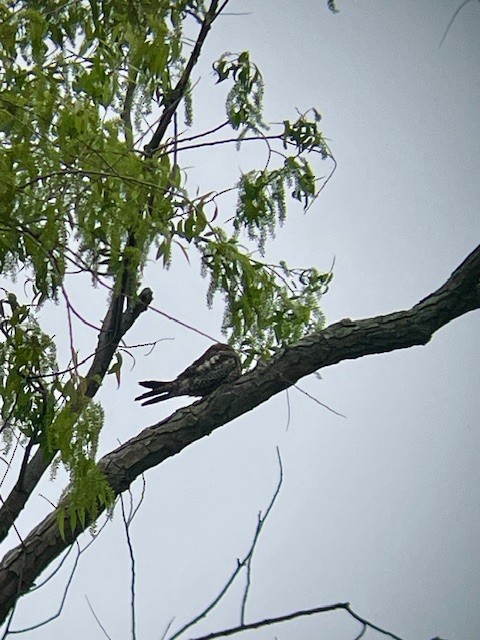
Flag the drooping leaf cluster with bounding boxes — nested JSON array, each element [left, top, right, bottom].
[[213, 51, 266, 134], [200, 231, 332, 365], [0, 293, 57, 448], [193, 101, 332, 354], [53, 401, 113, 541], [233, 112, 329, 250], [0, 291, 111, 517], [236, 156, 316, 251]]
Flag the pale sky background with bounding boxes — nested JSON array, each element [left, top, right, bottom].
[[1, 2, 479, 639]]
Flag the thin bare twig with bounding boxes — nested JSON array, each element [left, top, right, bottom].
[[5, 543, 82, 634], [239, 449, 283, 624], [187, 601, 405, 640], [120, 478, 146, 640], [0, 435, 20, 487], [160, 618, 176, 640], [293, 383, 347, 419], [61, 285, 102, 333], [166, 121, 230, 148], [168, 449, 283, 640], [284, 387, 292, 431], [353, 620, 368, 640], [439, 0, 475, 47], [85, 595, 113, 640]]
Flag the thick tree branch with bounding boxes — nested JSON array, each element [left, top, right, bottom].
[[0, 289, 153, 545], [0, 244, 478, 623]]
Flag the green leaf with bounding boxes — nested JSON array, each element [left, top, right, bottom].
[[107, 353, 123, 388]]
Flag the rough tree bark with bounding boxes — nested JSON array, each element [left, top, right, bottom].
[[0, 243, 478, 624]]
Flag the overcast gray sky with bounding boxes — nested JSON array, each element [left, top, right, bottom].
[[1, 2, 479, 639]]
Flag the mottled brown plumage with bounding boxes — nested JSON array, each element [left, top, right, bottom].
[[135, 343, 241, 406]]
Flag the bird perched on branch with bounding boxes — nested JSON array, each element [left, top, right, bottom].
[[135, 343, 241, 406]]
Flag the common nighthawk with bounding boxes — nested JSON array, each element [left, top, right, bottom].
[[135, 343, 241, 406]]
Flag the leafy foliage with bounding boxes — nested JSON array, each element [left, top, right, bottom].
[[55, 402, 112, 541], [0, 294, 57, 448], [200, 231, 332, 364], [213, 51, 266, 133], [0, 291, 112, 518], [236, 156, 316, 250], [0, 0, 334, 531], [0, 0, 196, 299]]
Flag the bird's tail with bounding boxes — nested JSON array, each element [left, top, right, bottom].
[[135, 380, 175, 405]]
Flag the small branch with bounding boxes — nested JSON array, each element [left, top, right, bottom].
[[240, 449, 283, 624], [144, 0, 225, 156], [188, 604, 349, 640], [187, 601, 405, 640], [345, 602, 405, 640], [169, 121, 230, 146], [61, 285, 102, 333], [84, 287, 153, 398], [85, 596, 113, 640], [292, 383, 346, 418], [439, 0, 474, 47], [120, 491, 138, 640], [168, 450, 283, 640], [121, 66, 138, 147], [4, 543, 82, 635]]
